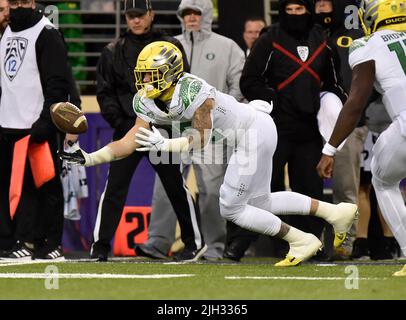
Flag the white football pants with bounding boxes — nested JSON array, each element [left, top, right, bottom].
[[371, 119, 406, 255], [219, 112, 312, 236]]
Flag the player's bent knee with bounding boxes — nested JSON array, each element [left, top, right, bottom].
[[219, 196, 246, 223], [219, 200, 242, 219], [219, 185, 245, 220]]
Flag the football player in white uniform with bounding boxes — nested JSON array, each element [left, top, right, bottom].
[[318, 0, 406, 276], [61, 41, 358, 266]]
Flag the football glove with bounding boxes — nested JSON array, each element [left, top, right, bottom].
[[135, 126, 190, 152], [135, 126, 168, 152], [58, 143, 91, 166]]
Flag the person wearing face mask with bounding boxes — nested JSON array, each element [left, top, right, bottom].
[[240, 0, 346, 259], [0, 0, 70, 260]]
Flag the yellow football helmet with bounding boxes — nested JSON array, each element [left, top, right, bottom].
[[359, 0, 406, 35], [134, 41, 184, 99]]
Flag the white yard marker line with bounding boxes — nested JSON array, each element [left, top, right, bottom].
[[225, 276, 387, 281], [0, 273, 195, 279], [0, 260, 59, 267]]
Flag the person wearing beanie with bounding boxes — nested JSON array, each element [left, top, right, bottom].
[[240, 0, 347, 260]]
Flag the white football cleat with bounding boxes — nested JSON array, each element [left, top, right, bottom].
[[275, 233, 322, 267], [393, 264, 406, 277], [330, 203, 359, 248]]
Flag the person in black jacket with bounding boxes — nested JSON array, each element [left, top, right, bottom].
[[240, 0, 346, 257], [0, 0, 70, 260], [91, 0, 206, 262], [315, 0, 400, 260]]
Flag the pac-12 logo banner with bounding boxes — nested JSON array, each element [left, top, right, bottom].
[[297, 46, 309, 62], [4, 37, 28, 81]]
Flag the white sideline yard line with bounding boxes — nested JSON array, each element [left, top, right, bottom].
[[0, 273, 195, 279], [0, 260, 60, 267], [225, 276, 387, 281], [0, 273, 389, 280]]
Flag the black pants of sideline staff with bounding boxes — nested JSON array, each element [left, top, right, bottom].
[[92, 131, 204, 256], [0, 129, 64, 250]]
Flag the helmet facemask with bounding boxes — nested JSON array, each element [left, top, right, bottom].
[[359, 0, 379, 35]]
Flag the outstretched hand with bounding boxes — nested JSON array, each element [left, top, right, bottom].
[[317, 154, 334, 179], [135, 126, 167, 152], [58, 149, 87, 165], [58, 142, 88, 165]]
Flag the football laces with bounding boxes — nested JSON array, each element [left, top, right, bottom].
[[65, 102, 81, 113]]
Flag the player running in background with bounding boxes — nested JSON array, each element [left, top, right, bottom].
[[60, 41, 358, 266], [317, 0, 406, 276]]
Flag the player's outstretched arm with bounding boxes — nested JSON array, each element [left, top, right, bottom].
[[59, 117, 150, 166], [135, 98, 215, 153]]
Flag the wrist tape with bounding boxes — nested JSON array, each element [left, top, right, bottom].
[[322, 142, 337, 157]]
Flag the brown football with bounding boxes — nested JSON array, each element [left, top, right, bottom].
[[50, 102, 88, 134]]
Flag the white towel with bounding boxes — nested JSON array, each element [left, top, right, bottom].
[[61, 142, 88, 220]]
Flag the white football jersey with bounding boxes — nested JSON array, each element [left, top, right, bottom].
[[349, 30, 406, 121], [132, 73, 256, 140]]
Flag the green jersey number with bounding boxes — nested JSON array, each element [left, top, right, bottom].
[[388, 40, 406, 75]]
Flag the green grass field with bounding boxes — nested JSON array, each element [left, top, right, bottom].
[[0, 258, 405, 300]]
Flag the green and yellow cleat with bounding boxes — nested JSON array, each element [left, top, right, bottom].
[[275, 233, 322, 267], [275, 255, 302, 267], [393, 264, 406, 277], [331, 203, 359, 248], [334, 232, 347, 248]]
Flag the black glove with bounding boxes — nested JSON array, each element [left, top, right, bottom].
[[30, 117, 55, 143], [58, 148, 87, 165]]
